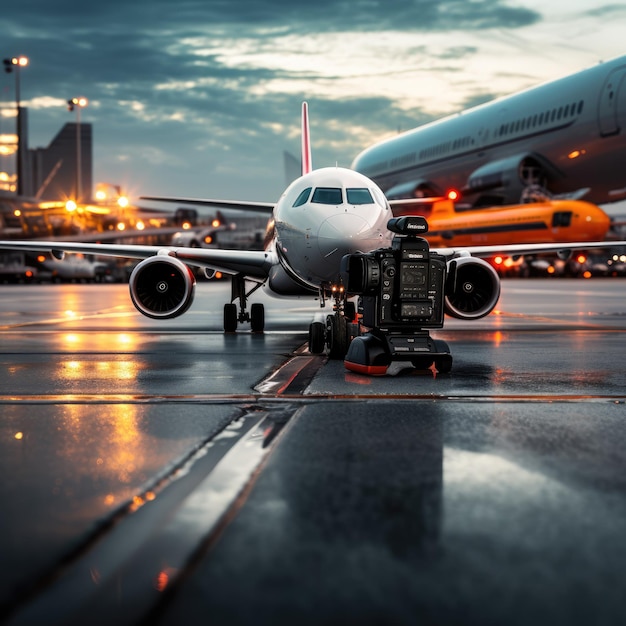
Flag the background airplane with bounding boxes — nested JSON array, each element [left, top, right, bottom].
[[1, 103, 625, 364], [170, 213, 268, 251], [351, 55, 626, 209], [392, 195, 612, 248], [0, 194, 63, 238]]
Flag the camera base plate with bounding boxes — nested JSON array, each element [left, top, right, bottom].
[[344, 330, 452, 376]]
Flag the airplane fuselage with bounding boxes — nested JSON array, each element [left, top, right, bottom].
[[421, 199, 611, 248], [352, 55, 626, 207]]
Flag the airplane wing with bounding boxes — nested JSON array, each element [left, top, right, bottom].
[[436, 240, 626, 259], [140, 196, 275, 215], [0, 240, 275, 279], [25, 227, 190, 243], [2, 237, 624, 279]]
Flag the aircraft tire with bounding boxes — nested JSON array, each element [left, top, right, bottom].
[[309, 321, 326, 354], [224, 303, 237, 332], [327, 313, 348, 359], [250, 303, 265, 332]]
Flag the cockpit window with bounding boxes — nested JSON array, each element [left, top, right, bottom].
[[293, 187, 312, 207], [552, 211, 572, 227], [346, 188, 374, 205], [312, 187, 343, 205], [370, 186, 387, 206]]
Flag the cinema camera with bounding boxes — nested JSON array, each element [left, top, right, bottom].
[[340, 216, 453, 375]]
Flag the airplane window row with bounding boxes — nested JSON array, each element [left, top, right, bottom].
[[419, 141, 453, 161], [416, 99, 585, 164], [496, 100, 585, 138], [452, 136, 474, 151], [418, 134, 475, 160], [292, 187, 374, 207]]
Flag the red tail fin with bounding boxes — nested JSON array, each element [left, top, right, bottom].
[[301, 102, 312, 175]]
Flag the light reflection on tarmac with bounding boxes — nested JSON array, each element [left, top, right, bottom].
[[0, 279, 625, 625]]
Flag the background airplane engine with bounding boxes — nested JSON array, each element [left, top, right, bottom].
[[129, 256, 196, 319], [444, 257, 500, 320]]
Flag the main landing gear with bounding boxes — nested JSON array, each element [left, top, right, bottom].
[[223, 274, 265, 333]]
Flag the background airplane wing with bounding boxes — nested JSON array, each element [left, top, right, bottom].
[[140, 196, 275, 214], [442, 240, 626, 258], [0, 241, 274, 280], [389, 197, 442, 214]]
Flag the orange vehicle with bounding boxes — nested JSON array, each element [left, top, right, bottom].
[[392, 196, 611, 248]]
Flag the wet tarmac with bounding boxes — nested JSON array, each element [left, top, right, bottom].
[[0, 279, 625, 625]]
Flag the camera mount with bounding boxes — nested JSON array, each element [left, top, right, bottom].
[[341, 216, 452, 375]]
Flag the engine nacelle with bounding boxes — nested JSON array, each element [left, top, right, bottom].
[[267, 263, 317, 296], [444, 256, 500, 320], [129, 256, 196, 319], [463, 153, 559, 204]]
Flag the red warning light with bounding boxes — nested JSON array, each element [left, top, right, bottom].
[[446, 189, 460, 201]]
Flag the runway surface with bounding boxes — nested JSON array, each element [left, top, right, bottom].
[[0, 278, 625, 625]]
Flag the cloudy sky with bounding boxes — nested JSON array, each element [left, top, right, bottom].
[[2, 0, 625, 205]]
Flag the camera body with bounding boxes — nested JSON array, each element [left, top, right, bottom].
[[340, 216, 452, 375], [341, 216, 446, 332]]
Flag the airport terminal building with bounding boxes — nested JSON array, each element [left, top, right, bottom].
[[1, 105, 92, 202]]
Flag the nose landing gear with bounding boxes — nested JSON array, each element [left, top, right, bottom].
[[308, 292, 357, 358]]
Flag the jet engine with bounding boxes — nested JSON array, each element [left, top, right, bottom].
[[463, 153, 557, 205], [129, 256, 196, 319], [444, 256, 500, 319]]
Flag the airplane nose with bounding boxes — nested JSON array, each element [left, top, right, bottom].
[[317, 213, 372, 262]]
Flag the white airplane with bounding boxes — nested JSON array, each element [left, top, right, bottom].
[[352, 55, 626, 208], [0, 103, 625, 367]]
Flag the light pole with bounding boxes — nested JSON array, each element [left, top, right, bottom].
[[67, 97, 88, 203], [3, 56, 29, 196]]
